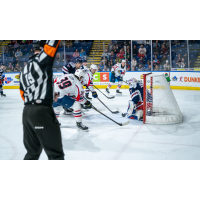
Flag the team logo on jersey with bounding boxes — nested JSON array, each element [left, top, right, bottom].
[[4, 77, 13, 84]]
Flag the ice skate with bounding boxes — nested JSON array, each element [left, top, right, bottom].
[[63, 107, 73, 115], [85, 93, 92, 100], [1, 93, 6, 97], [76, 122, 89, 132], [116, 89, 122, 95], [105, 88, 110, 94]]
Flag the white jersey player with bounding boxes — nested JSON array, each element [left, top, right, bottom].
[[106, 60, 126, 94], [80, 64, 98, 100], [53, 70, 92, 131]]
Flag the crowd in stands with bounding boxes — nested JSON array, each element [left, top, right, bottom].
[[1, 40, 200, 73]]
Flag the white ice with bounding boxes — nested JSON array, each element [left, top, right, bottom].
[[0, 89, 200, 160]]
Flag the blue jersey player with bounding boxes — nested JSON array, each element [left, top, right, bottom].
[[122, 78, 152, 120], [0, 65, 6, 97], [62, 58, 82, 75]]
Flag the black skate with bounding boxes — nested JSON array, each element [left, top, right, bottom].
[[116, 90, 122, 95], [85, 94, 92, 100], [105, 88, 110, 94], [1, 93, 6, 97], [63, 107, 73, 115], [76, 122, 89, 131]]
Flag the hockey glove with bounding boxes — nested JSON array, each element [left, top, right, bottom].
[[84, 101, 92, 109], [92, 91, 98, 98], [117, 76, 123, 81]]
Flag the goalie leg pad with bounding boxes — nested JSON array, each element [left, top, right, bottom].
[[73, 101, 82, 123], [127, 100, 136, 117]]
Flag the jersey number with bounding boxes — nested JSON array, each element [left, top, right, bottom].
[[56, 77, 72, 89]]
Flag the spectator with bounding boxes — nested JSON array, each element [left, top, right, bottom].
[[138, 45, 146, 58], [7, 63, 14, 71], [29, 49, 34, 57], [153, 40, 160, 48], [73, 49, 80, 58], [110, 59, 115, 66], [4, 46, 9, 54], [163, 60, 170, 71], [109, 51, 116, 60], [14, 63, 20, 72], [160, 44, 168, 55], [180, 58, 187, 68], [153, 44, 160, 55], [162, 40, 169, 47], [175, 54, 182, 67], [80, 49, 86, 57], [14, 57, 20, 66], [101, 49, 111, 59], [14, 41, 19, 49], [113, 45, 118, 54], [126, 49, 131, 61], [147, 64, 152, 71], [126, 59, 131, 71], [115, 57, 121, 64], [9, 50, 16, 58], [131, 58, 137, 68], [132, 66, 137, 71], [145, 60, 151, 70], [108, 41, 114, 52], [154, 64, 160, 71], [55, 52, 60, 62], [160, 54, 168, 66], [65, 40, 73, 48], [138, 57, 145, 66], [15, 49, 23, 57], [153, 55, 160, 67], [103, 65, 110, 71], [107, 61, 112, 71], [98, 61, 104, 71], [137, 64, 145, 71], [132, 45, 138, 57], [116, 49, 124, 59]]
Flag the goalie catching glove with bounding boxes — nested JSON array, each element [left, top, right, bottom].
[[92, 91, 98, 98], [84, 101, 92, 109]]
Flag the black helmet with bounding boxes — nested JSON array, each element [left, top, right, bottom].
[[75, 58, 82, 64]]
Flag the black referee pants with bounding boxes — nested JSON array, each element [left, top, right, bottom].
[[23, 104, 65, 160]]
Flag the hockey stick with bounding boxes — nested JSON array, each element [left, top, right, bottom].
[[116, 108, 126, 117], [88, 88, 119, 114], [93, 85, 115, 99], [92, 105, 130, 126]]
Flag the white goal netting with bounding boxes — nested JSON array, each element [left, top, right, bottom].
[[144, 73, 183, 124]]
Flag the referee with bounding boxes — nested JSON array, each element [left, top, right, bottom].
[[20, 40, 65, 160]]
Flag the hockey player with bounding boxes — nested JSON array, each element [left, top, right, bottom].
[[53, 69, 92, 131], [62, 58, 82, 74], [106, 60, 126, 94], [0, 65, 6, 97], [62, 58, 82, 114], [80, 64, 98, 100], [122, 78, 152, 120]]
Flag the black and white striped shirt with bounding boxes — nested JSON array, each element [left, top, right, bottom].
[[20, 40, 60, 106]]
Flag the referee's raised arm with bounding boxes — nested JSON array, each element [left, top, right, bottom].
[[20, 40, 65, 160]]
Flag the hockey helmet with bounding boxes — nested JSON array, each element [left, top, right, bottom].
[[75, 69, 85, 79], [90, 64, 98, 70], [75, 58, 82, 64]]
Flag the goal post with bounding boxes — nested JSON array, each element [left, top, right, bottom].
[[143, 73, 183, 124]]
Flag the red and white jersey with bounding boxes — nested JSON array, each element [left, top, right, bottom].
[[54, 74, 86, 104], [81, 70, 95, 92], [111, 63, 126, 77]]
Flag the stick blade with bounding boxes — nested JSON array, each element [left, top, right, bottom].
[[107, 96, 115, 99], [112, 111, 119, 114], [121, 120, 130, 126]]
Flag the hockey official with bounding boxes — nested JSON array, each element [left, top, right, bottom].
[[20, 40, 65, 160]]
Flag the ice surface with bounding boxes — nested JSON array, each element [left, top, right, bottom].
[[0, 89, 200, 160]]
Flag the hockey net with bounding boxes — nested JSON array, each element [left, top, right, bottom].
[[143, 73, 183, 124]]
